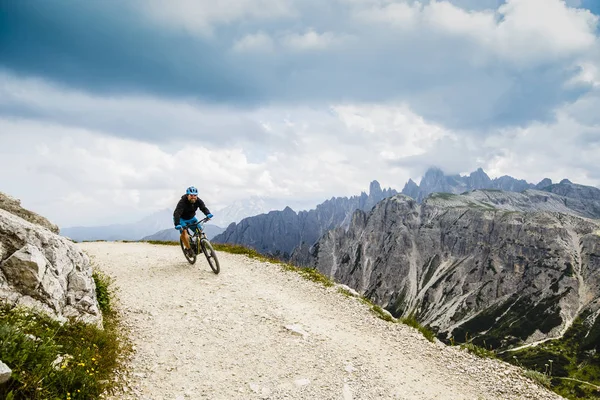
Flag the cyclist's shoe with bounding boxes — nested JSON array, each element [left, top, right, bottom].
[[185, 248, 194, 257]]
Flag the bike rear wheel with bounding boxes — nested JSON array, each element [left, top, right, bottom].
[[180, 237, 197, 264], [200, 238, 220, 274]]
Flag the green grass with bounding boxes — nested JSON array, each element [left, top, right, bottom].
[[498, 316, 600, 400], [0, 270, 130, 400], [92, 270, 113, 314], [399, 314, 435, 342], [459, 341, 497, 359], [144, 240, 178, 246]]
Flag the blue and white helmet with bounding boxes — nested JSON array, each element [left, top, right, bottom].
[[186, 186, 198, 195]]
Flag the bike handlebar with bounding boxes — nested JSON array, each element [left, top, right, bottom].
[[182, 217, 211, 229]]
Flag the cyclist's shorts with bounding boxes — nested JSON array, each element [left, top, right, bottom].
[[180, 216, 199, 227]]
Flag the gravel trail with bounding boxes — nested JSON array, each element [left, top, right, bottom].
[[81, 242, 564, 400]]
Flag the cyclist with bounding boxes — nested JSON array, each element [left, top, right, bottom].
[[173, 186, 213, 256]]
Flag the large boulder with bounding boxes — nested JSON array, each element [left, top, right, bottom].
[[0, 192, 59, 234], [0, 208, 101, 327]]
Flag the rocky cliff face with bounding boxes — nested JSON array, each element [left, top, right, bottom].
[[0, 207, 101, 326], [212, 181, 397, 259], [308, 191, 600, 350]]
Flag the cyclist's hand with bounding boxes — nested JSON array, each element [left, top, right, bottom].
[[207, 213, 213, 219], [175, 225, 183, 232]]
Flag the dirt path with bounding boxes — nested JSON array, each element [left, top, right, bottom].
[[81, 242, 563, 400]]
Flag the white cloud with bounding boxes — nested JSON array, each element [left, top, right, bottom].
[[280, 29, 348, 51], [233, 31, 275, 52], [353, 1, 422, 29], [353, 0, 599, 66]]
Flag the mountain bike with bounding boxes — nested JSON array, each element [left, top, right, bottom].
[[180, 217, 220, 274]]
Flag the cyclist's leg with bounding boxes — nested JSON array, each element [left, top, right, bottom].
[[180, 217, 197, 249]]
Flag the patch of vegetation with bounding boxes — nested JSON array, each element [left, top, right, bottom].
[[371, 305, 395, 322], [430, 192, 457, 200], [0, 273, 130, 400], [92, 271, 113, 314], [460, 341, 497, 359], [522, 369, 552, 388], [451, 293, 567, 349], [500, 316, 600, 400], [399, 314, 435, 342], [143, 240, 178, 246], [337, 287, 354, 297]]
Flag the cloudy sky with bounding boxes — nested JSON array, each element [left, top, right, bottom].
[[1, 0, 600, 228]]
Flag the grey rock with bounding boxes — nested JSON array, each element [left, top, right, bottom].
[[0, 360, 11, 384], [0, 208, 102, 327], [0, 192, 59, 234], [308, 192, 600, 349]]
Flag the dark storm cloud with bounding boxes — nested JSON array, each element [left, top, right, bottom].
[[0, 0, 598, 133]]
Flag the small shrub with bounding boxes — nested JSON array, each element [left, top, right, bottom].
[[522, 369, 552, 388]]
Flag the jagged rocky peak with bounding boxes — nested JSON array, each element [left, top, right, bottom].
[[536, 178, 553, 189], [0, 197, 101, 326], [467, 167, 492, 187], [369, 180, 383, 197]]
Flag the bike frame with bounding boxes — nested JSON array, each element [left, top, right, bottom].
[[183, 217, 210, 251]]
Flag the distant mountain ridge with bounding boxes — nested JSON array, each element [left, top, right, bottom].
[[401, 167, 552, 202], [212, 181, 397, 258], [213, 168, 600, 262]]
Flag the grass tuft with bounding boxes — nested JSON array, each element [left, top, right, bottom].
[[399, 314, 436, 342]]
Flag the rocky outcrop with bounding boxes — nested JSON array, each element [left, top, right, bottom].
[[307, 191, 600, 350], [212, 181, 397, 259], [0, 208, 102, 326], [0, 192, 59, 234]]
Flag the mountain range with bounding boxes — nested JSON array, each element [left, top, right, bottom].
[[400, 167, 553, 202], [213, 181, 398, 258]]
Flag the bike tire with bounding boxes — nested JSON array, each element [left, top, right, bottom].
[[200, 238, 220, 274], [180, 237, 196, 264]]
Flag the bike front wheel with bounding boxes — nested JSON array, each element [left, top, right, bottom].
[[200, 238, 220, 274]]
